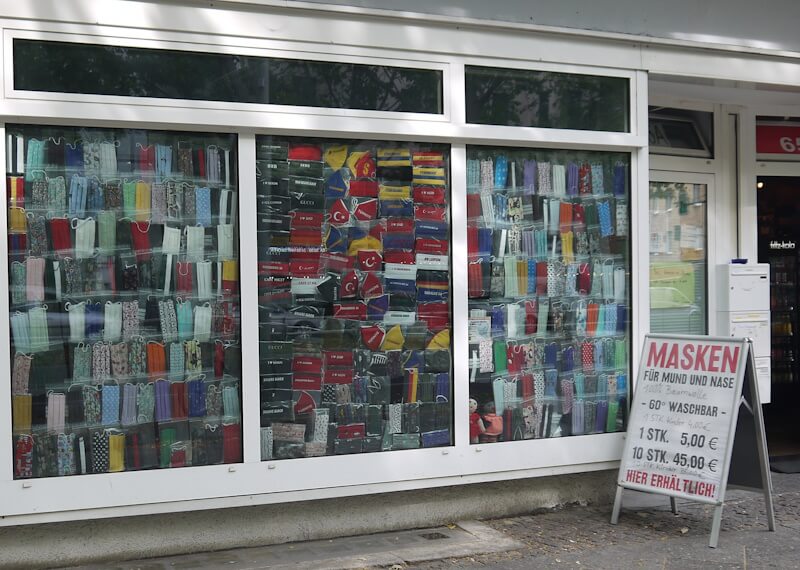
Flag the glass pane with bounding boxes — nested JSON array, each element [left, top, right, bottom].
[[467, 148, 631, 443], [649, 107, 713, 158], [7, 125, 242, 478], [256, 137, 452, 458], [465, 66, 629, 132], [13, 39, 443, 115], [649, 182, 707, 335]]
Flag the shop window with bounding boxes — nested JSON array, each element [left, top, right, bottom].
[[13, 39, 443, 115], [648, 182, 707, 335], [256, 137, 452, 458], [6, 125, 242, 478], [466, 147, 631, 442], [465, 66, 629, 132]]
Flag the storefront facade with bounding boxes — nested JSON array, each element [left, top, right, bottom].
[[1, 0, 799, 563]]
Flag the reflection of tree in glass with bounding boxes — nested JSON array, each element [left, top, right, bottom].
[[466, 66, 628, 132], [14, 39, 442, 114]]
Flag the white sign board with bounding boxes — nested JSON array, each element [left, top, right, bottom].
[[618, 335, 746, 503], [612, 334, 775, 548]]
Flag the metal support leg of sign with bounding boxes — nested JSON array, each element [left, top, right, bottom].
[[610, 486, 624, 524], [709, 505, 724, 548], [610, 491, 678, 524]]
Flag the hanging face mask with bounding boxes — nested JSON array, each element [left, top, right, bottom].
[[186, 226, 205, 261], [161, 225, 181, 255], [614, 267, 627, 303], [221, 260, 238, 296], [48, 176, 67, 213], [537, 161, 552, 195], [151, 182, 167, 224], [135, 182, 151, 222], [169, 341, 185, 376], [73, 217, 96, 259], [131, 221, 152, 262], [597, 199, 613, 237], [98, 141, 117, 178], [66, 301, 86, 343], [601, 261, 615, 300], [25, 214, 47, 257], [159, 299, 178, 343], [30, 177, 47, 209], [104, 301, 123, 342], [548, 199, 561, 234], [50, 217, 73, 256], [552, 164, 566, 196], [590, 163, 604, 195], [69, 175, 88, 218], [155, 144, 172, 182], [8, 206, 26, 235], [110, 342, 129, 378], [195, 186, 212, 227], [136, 382, 155, 424], [104, 181, 122, 210], [92, 341, 111, 381], [28, 305, 50, 352], [616, 201, 628, 237], [176, 300, 193, 340], [11, 261, 26, 305], [11, 312, 31, 353], [101, 384, 121, 426], [222, 384, 241, 419], [194, 303, 213, 342], [121, 300, 139, 339], [196, 260, 213, 300], [97, 210, 117, 254], [217, 223, 234, 260], [25, 257, 46, 303], [122, 181, 137, 218], [166, 181, 183, 220]]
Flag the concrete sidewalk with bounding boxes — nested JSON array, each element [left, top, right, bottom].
[[64, 472, 799, 570], [414, 471, 800, 570]]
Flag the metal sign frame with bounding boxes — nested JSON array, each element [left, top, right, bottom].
[[610, 334, 775, 548]]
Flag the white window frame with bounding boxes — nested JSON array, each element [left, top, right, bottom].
[[0, 6, 647, 526]]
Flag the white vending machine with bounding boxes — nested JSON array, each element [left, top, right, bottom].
[[717, 263, 771, 403]]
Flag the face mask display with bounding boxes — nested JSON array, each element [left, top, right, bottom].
[[255, 135, 453, 461], [466, 147, 630, 444], [5, 124, 242, 479]]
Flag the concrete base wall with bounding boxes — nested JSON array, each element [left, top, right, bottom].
[[0, 469, 617, 569]]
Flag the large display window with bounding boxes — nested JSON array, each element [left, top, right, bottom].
[[6, 125, 242, 478], [466, 147, 631, 443], [255, 137, 452, 459]]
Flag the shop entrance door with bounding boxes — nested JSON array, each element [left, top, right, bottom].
[[756, 169, 800, 459], [648, 171, 713, 338]]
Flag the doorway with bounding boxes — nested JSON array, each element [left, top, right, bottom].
[[757, 174, 800, 456]]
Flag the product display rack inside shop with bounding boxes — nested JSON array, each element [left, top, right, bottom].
[[465, 147, 631, 444], [7, 126, 243, 479], [255, 137, 453, 459], [767, 254, 798, 386]]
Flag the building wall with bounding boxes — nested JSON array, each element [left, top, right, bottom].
[[0, 470, 616, 569], [303, 0, 800, 54]]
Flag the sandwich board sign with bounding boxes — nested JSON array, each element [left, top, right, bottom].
[[611, 334, 775, 547]]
